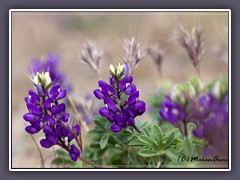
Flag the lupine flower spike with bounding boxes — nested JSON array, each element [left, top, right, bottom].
[[93, 63, 146, 133], [23, 71, 81, 162]]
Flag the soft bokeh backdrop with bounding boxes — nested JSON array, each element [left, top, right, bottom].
[[11, 11, 228, 168]]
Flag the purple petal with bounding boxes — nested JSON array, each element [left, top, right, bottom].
[[159, 109, 168, 120], [99, 107, 110, 118], [29, 90, 40, 103], [50, 83, 60, 98], [47, 134, 58, 144], [43, 98, 52, 110], [110, 124, 122, 133], [61, 127, 69, 137], [51, 105, 59, 115], [23, 113, 35, 122], [45, 115, 55, 126], [25, 126, 39, 134], [115, 115, 126, 127], [93, 89, 105, 99], [104, 98, 117, 112], [58, 103, 66, 112], [40, 139, 52, 148], [43, 125, 52, 134], [119, 76, 133, 91], [27, 103, 42, 116], [36, 85, 44, 96], [127, 117, 135, 126], [134, 100, 146, 111], [56, 89, 67, 100], [127, 90, 139, 105], [123, 64, 130, 76], [107, 115, 115, 123], [31, 119, 42, 130], [69, 144, 80, 162], [125, 84, 136, 95], [98, 80, 109, 96]]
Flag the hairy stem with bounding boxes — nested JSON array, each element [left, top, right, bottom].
[[133, 124, 142, 134]]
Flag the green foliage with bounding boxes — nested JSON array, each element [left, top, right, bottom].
[[129, 123, 206, 168], [84, 116, 148, 167]]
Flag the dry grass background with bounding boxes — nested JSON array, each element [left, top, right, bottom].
[[11, 11, 228, 168]]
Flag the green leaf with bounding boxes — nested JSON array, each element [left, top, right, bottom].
[[138, 135, 159, 150], [183, 137, 193, 155], [187, 122, 196, 139], [165, 149, 180, 162], [100, 134, 109, 149], [89, 135, 101, 144], [142, 128, 151, 137], [94, 120, 106, 130], [129, 139, 147, 146], [138, 149, 159, 157], [164, 132, 176, 149], [166, 128, 181, 139], [152, 125, 163, 148], [87, 129, 102, 136]]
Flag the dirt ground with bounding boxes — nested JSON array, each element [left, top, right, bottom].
[[11, 11, 228, 168]]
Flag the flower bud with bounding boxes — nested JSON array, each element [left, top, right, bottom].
[[33, 72, 51, 90]]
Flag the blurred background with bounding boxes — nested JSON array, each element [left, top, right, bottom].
[[11, 11, 228, 168]]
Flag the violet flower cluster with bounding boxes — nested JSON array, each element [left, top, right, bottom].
[[191, 93, 228, 157], [23, 72, 80, 162], [159, 90, 228, 157], [93, 64, 146, 133]]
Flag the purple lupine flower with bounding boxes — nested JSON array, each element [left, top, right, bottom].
[[159, 96, 185, 125], [23, 72, 80, 162], [191, 93, 228, 157], [93, 64, 146, 133]]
